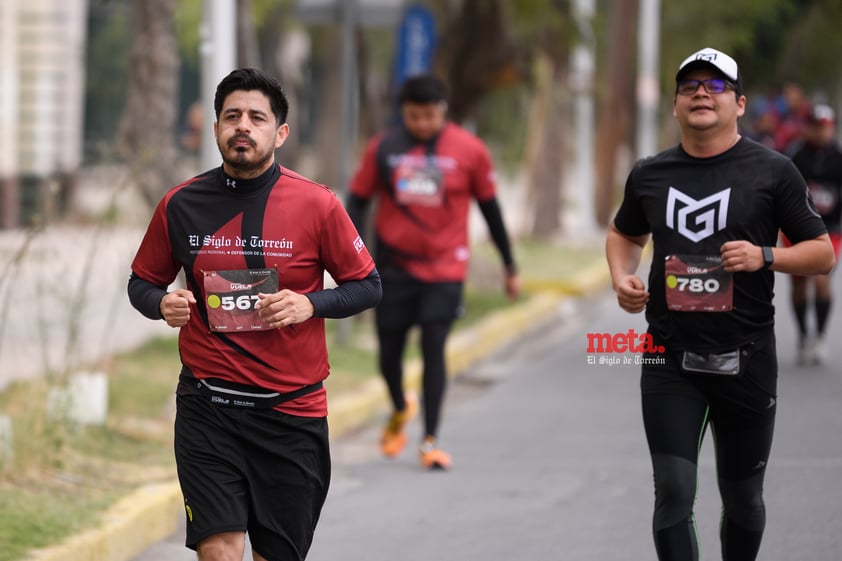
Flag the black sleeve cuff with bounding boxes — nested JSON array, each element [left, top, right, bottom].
[[127, 272, 167, 320], [306, 268, 382, 319], [478, 197, 516, 270]]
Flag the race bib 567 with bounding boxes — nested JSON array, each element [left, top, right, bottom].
[[203, 268, 279, 331]]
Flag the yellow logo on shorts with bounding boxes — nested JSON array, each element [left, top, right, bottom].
[[185, 501, 193, 522]]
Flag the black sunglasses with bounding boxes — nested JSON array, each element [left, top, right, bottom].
[[676, 78, 737, 96]]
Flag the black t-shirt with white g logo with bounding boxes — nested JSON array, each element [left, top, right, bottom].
[[614, 136, 827, 352]]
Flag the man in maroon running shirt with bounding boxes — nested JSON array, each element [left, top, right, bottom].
[[346, 74, 520, 470], [128, 68, 380, 561]]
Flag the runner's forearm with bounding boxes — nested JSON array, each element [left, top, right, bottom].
[[769, 235, 835, 275]]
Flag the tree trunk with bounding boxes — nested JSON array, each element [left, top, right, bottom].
[[117, 0, 180, 209], [313, 28, 344, 190], [236, 0, 262, 69], [432, 0, 526, 123], [254, 2, 308, 169], [524, 53, 567, 239], [593, 0, 638, 226]]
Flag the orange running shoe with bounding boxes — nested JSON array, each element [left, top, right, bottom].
[[419, 437, 451, 470], [380, 392, 418, 458]]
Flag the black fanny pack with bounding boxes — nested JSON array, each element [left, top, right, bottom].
[[681, 349, 741, 375], [179, 371, 323, 409]]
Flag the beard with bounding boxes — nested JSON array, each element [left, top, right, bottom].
[[218, 134, 275, 177]]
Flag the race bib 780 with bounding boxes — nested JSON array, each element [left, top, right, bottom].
[[664, 254, 733, 312]]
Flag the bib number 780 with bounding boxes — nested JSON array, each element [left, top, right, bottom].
[[664, 255, 733, 312], [667, 276, 721, 293]]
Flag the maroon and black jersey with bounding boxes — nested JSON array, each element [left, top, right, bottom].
[[614, 137, 827, 352], [349, 122, 498, 282], [790, 141, 842, 233], [131, 164, 376, 416]]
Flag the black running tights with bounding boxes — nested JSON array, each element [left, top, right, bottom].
[[377, 320, 453, 439], [642, 392, 775, 561]]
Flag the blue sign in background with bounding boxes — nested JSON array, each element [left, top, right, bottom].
[[392, 4, 437, 93]]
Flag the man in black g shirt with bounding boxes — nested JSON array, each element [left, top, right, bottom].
[[606, 47, 835, 561]]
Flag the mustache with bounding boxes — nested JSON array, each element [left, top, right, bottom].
[[228, 134, 255, 148]]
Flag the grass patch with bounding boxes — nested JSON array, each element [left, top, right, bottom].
[[512, 237, 604, 280], [470, 236, 605, 292], [0, 483, 120, 561], [107, 335, 180, 419], [65, 424, 174, 466], [0, 335, 183, 561]]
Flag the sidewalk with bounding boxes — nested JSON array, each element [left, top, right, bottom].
[[23, 249, 610, 561]]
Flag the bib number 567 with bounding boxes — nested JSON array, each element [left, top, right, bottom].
[[208, 294, 259, 311]]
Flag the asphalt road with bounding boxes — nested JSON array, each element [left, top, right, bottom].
[[131, 274, 842, 561]]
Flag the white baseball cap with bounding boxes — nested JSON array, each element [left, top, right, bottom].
[[808, 103, 835, 125], [676, 47, 741, 90]]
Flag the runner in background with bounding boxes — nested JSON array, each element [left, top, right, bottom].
[[773, 81, 811, 154], [345, 74, 520, 470], [784, 103, 842, 364]]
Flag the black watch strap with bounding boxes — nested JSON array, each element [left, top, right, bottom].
[[762, 246, 775, 269]]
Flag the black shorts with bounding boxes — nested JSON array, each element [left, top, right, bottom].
[[174, 394, 330, 561], [641, 328, 778, 427], [376, 276, 463, 330]]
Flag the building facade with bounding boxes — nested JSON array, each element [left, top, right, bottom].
[[0, 0, 87, 228]]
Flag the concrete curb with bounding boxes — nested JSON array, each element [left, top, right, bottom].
[[25, 257, 610, 561]]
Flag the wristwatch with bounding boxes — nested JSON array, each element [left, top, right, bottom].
[[761, 246, 775, 269]]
